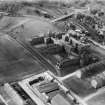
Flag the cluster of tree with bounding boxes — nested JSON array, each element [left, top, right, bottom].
[[91, 9, 104, 17], [76, 13, 96, 29], [75, 13, 105, 43], [0, 2, 23, 15], [76, 13, 104, 32]]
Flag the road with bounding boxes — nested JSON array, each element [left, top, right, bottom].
[[51, 12, 74, 23], [15, 37, 60, 75], [1, 18, 31, 33], [0, 33, 61, 84], [51, 9, 87, 23]]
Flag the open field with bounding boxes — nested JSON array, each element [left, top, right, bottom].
[[0, 1, 105, 105]]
